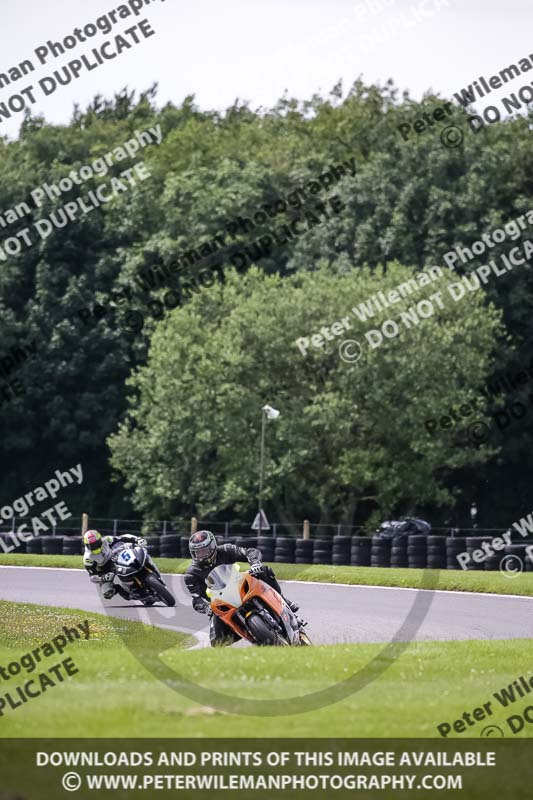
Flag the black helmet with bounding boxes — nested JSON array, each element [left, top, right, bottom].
[[189, 530, 217, 566]]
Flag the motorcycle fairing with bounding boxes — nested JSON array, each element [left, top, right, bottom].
[[207, 564, 296, 643]]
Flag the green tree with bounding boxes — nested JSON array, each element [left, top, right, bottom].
[[109, 263, 504, 525]]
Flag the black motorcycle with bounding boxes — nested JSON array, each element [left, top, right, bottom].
[[112, 544, 175, 607]]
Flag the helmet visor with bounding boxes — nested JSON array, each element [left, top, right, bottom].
[[192, 543, 216, 562], [85, 533, 102, 553]]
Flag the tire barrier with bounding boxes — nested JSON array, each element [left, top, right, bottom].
[[502, 543, 533, 573], [407, 534, 427, 569], [371, 536, 391, 568], [274, 537, 295, 563], [350, 536, 371, 566], [256, 536, 275, 562], [465, 536, 494, 571], [180, 536, 191, 557], [332, 535, 351, 565], [25, 537, 42, 554], [236, 536, 257, 550], [62, 536, 82, 555], [145, 535, 160, 557], [390, 536, 408, 568], [446, 536, 467, 570], [295, 538, 313, 564], [159, 534, 180, 558], [312, 538, 333, 565], [2, 532, 531, 572], [40, 536, 63, 555], [426, 534, 447, 570]]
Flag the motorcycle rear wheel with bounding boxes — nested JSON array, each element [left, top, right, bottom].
[[247, 613, 288, 646], [144, 574, 176, 607]]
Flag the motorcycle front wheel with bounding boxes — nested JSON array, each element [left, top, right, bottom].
[[144, 574, 176, 607], [247, 613, 288, 646], [299, 630, 312, 646]]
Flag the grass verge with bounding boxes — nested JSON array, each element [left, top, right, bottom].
[[0, 600, 531, 739], [2, 554, 533, 597]]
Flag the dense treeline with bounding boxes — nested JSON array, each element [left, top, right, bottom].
[[1, 79, 532, 528]]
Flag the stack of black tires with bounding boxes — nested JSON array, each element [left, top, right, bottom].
[[351, 537, 371, 566], [407, 535, 427, 568], [503, 543, 533, 572], [40, 536, 63, 555], [158, 535, 180, 558], [426, 536, 447, 569], [256, 536, 275, 562], [332, 536, 351, 565], [390, 536, 408, 567], [465, 536, 493, 570], [237, 536, 257, 551], [145, 536, 160, 557], [26, 536, 42, 555], [295, 538, 313, 563], [274, 538, 295, 563], [371, 537, 391, 567], [446, 536, 466, 569], [312, 538, 333, 564], [62, 536, 82, 555]]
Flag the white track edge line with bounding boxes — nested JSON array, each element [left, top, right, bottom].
[[1, 564, 532, 601]]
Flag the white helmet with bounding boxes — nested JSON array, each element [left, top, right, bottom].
[[83, 530, 111, 563]]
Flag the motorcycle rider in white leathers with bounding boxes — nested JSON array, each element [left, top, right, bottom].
[[83, 529, 148, 600]]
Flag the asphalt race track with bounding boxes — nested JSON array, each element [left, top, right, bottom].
[[1, 565, 532, 646]]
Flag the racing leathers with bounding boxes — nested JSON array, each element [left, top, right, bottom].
[[84, 534, 143, 599], [184, 543, 288, 646]]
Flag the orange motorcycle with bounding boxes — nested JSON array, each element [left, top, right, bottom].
[[205, 563, 311, 646]]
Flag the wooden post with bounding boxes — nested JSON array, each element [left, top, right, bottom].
[[81, 513, 88, 540], [191, 516, 198, 534], [303, 519, 310, 540]]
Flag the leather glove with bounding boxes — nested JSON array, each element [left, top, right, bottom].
[[248, 562, 263, 576], [136, 538, 147, 547], [192, 596, 211, 615]]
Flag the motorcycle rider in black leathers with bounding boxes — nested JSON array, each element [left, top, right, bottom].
[[184, 530, 299, 646]]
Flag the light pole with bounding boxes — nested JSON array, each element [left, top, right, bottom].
[[258, 404, 280, 538]]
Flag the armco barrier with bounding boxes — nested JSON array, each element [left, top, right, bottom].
[[2, 531, 532, 570]]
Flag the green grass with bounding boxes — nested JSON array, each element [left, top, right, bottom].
[[0, 600, 532, 739], [2, 553, 533, 596]]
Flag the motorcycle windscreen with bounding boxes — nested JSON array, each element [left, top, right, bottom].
[[206, 563, 235, 591]]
